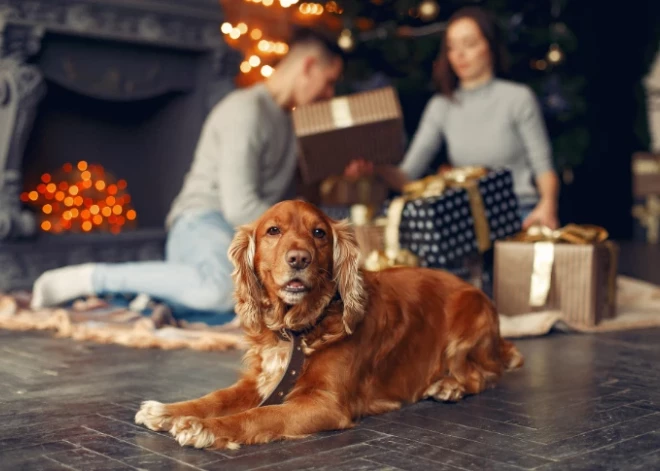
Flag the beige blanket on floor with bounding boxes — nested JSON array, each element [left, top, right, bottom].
[[499, 275, 660, 337], [1, 275, 659, 351]]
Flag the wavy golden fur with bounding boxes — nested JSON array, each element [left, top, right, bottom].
[[135, 200, 523, 450]]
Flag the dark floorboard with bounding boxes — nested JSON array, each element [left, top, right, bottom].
[[2, 242, 660, 470]]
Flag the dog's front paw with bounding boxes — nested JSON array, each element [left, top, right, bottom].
[[170, 417, 240, 450], [135, 400, 173, 432], [424, 378, 466, 402]]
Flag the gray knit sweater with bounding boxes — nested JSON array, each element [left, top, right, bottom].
[[399, 78, 554, 206], [166, 84, 298, 228]]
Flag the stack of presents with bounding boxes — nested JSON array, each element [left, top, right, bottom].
[[292, 87, 619, 330]]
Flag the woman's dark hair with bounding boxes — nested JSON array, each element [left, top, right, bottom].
[[433, 6, 509, 98]]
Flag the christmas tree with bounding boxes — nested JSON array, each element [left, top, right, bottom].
[[329, 0, 586, 179], [220, 0, 587, 177]]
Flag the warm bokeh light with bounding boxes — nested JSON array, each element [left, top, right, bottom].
[[21, 161, 138, 234], [261, 65, 274, 77]]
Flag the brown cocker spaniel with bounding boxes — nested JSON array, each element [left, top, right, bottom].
[[135, 200, 523, 449]]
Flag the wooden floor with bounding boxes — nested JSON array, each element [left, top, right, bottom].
[[2, 242, 660, 470]]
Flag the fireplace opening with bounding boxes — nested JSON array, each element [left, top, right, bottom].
[[0, 0, 238, 292], [21, 80, 195, 230]]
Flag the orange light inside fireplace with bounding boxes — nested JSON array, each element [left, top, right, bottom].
[[21, 161, 138, 234]]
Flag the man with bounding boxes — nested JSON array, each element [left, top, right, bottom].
[[30, 28, 344, 316]]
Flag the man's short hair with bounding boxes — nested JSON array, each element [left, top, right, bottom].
[[289, 27, 346, 63]]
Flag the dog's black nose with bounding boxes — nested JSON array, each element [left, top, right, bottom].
[[286, 249, 311, 270]]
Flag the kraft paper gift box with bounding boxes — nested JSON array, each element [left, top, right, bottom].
[[631, 153, 660, 243], [338, 204, 418, 271], [292, 87, 404, 184], [386, 167, 522, 270], [632, 152, 660, 197], [493, 224, 619, 328]]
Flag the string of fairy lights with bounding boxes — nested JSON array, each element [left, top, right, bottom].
[[222, 0, 443, 84], [224, 0, 565, 85]]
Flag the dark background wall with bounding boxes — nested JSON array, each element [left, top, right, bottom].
[[563, 0, 660, 239]]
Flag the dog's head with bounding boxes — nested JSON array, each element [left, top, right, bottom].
[[228, 200, 367, 335]]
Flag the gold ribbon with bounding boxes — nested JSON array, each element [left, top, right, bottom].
[[509, 224, 617, 308], [385, 166, 492, 260]]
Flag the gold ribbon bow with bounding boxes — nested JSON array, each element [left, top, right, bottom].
[[509, 224, 616, 308], [363, 247, 419, 271], [509, 223, 609, 244], [352, 205, 419, 272], [385, 166, 492, 262]]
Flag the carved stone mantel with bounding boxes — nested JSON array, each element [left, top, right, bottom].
[[0, 0, 231, 53], [0, 0, 241, 240]]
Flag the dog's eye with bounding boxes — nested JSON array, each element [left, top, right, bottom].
[[313, 228, 326, 239], [267, 226, 281, 236]]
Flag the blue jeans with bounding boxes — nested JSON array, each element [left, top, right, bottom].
[[92, 209, 236, 322]]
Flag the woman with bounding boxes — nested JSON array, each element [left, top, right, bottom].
[[346, 6, 559, 229]]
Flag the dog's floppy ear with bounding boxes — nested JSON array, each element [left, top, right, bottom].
[[331, 219, 367, 334], [228, 224, 263, 333]]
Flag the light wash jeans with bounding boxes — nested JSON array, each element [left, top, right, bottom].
[[92, 209, 236, 321]]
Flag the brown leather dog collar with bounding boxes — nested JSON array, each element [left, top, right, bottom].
[[258, 291, 341, 407], [258, 328, 306, 407]]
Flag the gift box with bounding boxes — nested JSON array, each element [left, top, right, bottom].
[[632, 195, 660, 244], [632, 152, 660, 197], [493, 224, 619, 327], [631, 153, 660, 244], [292, 87, 404, 184], [323, 203, 418, 271], [319, 176, 389, 208], [386, 167, 522, 269]]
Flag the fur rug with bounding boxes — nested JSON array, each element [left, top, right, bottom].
[[1, 275, 660, 351]]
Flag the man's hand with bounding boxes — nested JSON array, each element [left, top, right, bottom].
[[522, 198, 559, 230], [344, 159, 374, 180]]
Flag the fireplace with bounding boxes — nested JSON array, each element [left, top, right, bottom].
[[0, 0, 241, 291]]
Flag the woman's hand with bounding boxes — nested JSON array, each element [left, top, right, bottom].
[[522, 198, 559, 230]]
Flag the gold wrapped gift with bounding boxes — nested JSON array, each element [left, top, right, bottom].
[[494, 224, 619, 327]]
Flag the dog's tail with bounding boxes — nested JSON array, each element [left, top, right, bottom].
[[499, 338, 524, 371]]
